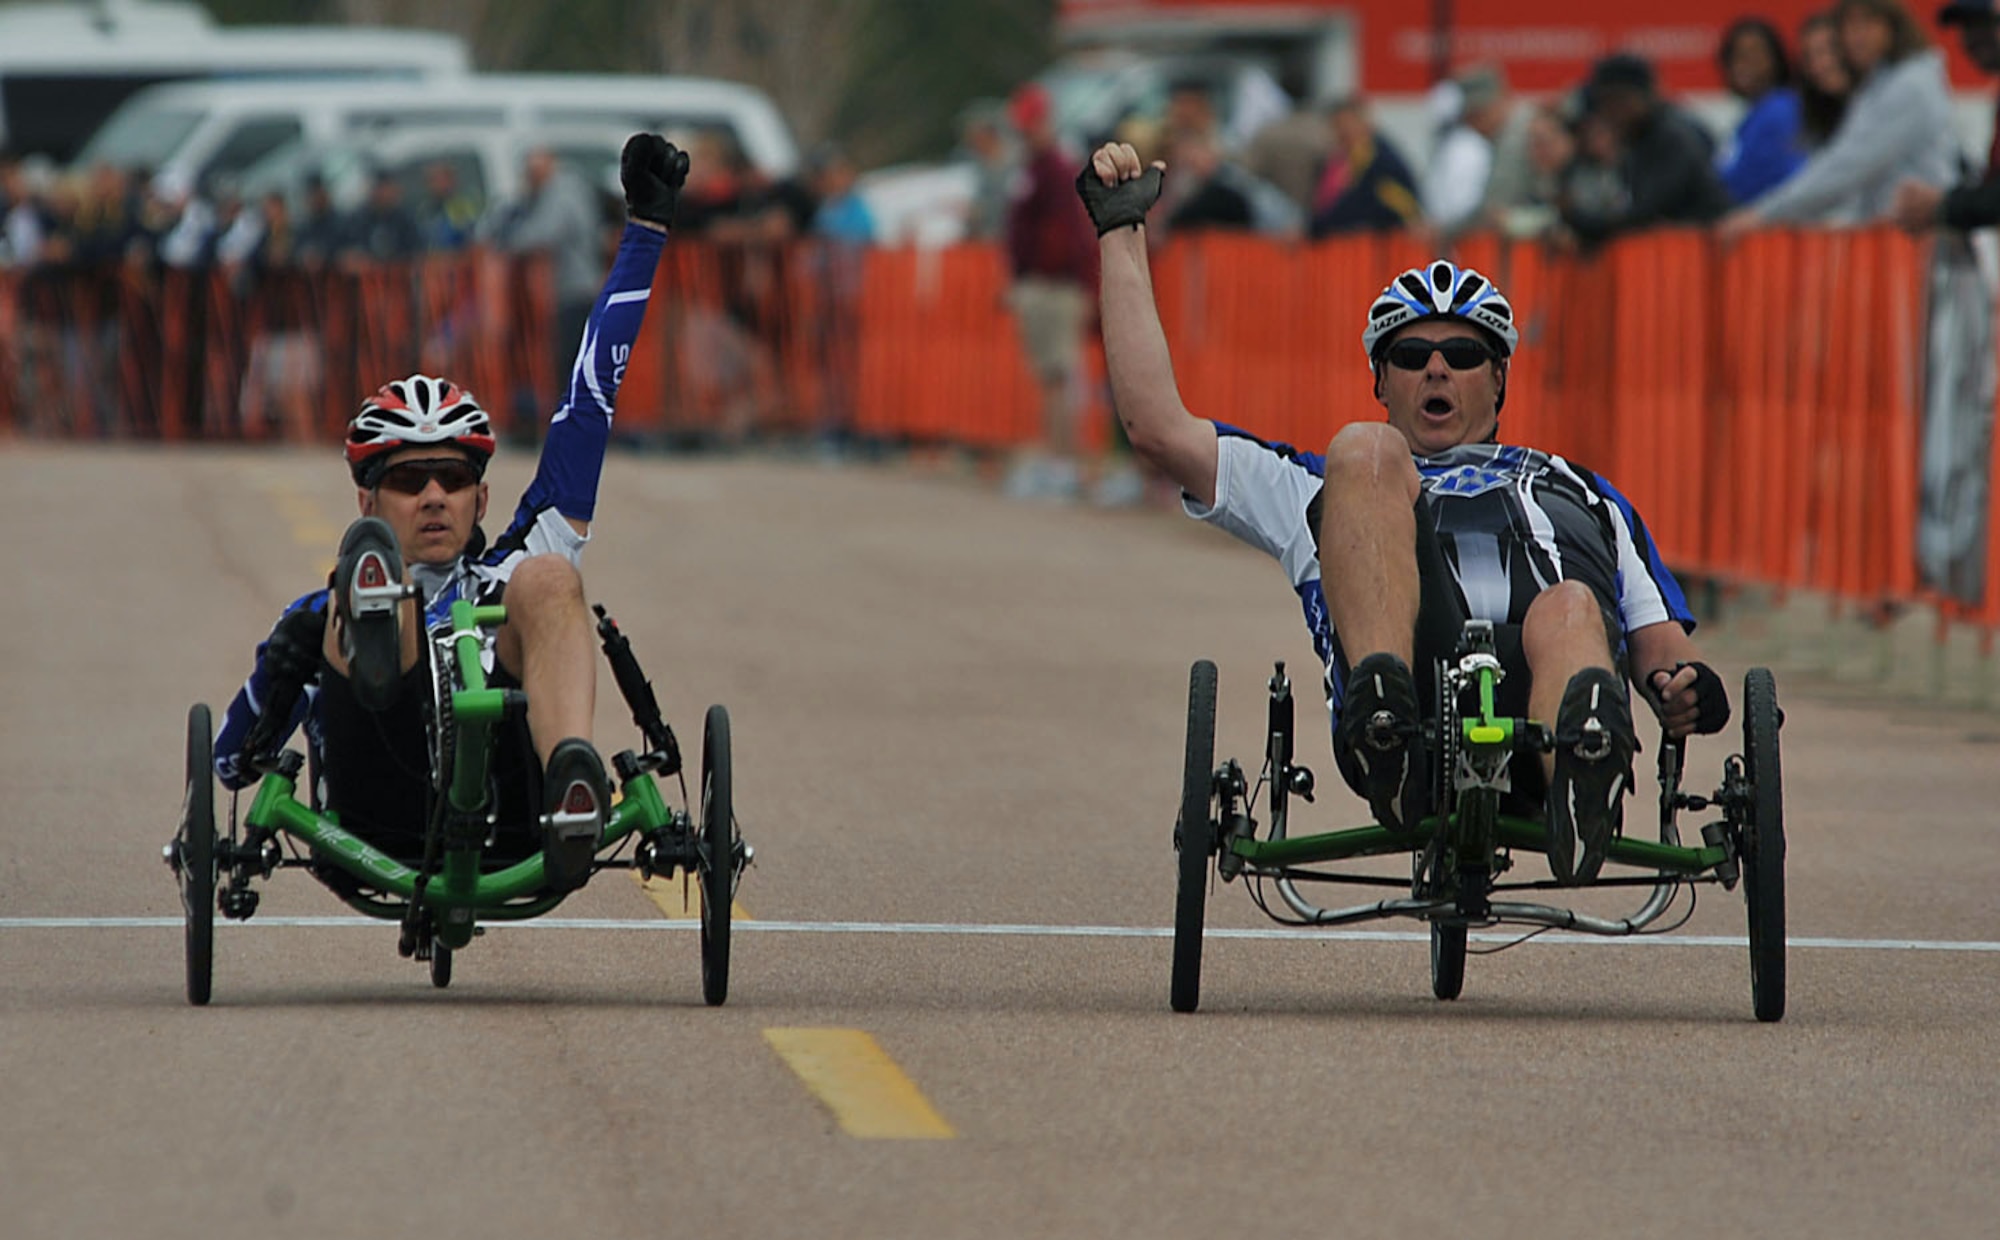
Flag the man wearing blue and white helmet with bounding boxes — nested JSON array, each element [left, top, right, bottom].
[[1078, 139, 1731, 885]]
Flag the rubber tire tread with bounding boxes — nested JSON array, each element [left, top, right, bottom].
[[699, 705, 733, 1007], [1743, 668, 1786, 1022], [182, 703, 216, 1007], [1172, 661, 1217, 1014], [430, 943, 453, 989], [1431, 922, 1467, 1000]]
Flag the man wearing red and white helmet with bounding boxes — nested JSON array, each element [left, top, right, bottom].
[[1078, 140, 1729, 886], [214, 134, 691, 894]]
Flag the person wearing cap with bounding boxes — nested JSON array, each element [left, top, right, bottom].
[[1719, 0, 1955, 236], [1460, 64, 1540, 234], [1074, 140, 1730, 886], [1563, 52, 1731, 245], [1000, 81, 1103, 503], [1892, 0, 2000, 231]]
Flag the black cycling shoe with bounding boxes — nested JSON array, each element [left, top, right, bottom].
[[333, 517, 406, 713], [1547, 666, 1636, 885], [1333, 652, 1424, 834], [541, 738, 609, 894]]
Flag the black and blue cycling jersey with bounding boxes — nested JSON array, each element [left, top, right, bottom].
[[214, 222, 665, 790], [1183, 423, 1696, 728]]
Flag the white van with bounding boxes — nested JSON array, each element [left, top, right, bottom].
[[235, 122, 637, 222], [75, 72, 800, 195], [0, 0, 469, 163]]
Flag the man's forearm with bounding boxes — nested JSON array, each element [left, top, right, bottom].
[[1099, 226, 1183, 449]]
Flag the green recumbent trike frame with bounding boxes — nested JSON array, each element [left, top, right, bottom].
[[167, 599, 749, 1007], [1171, 619, 1787, 1021]]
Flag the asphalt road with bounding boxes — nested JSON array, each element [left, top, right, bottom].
[[3, 445, 1996, 1240]]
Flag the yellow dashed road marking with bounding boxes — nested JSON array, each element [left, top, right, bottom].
[[763, 1029, 956, 1139], [630, 869, 750, 922]]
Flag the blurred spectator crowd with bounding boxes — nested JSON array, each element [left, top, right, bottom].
[[982, 0, 1979, 251], [2, 0, 1994, 454]]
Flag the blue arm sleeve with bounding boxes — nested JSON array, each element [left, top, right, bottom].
[[511, 222, 667, 529], [214, 591, 327, 790]]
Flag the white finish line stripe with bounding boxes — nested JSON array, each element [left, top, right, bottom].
[[3, 918, 1998, 953]]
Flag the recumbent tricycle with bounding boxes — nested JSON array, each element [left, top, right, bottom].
[[167, 599, 750, 1006], [1171, 620, 1786, 1021]]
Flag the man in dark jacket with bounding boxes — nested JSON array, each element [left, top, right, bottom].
[[1562, 53, 1732, 244], [1309, 96, 1422, 236], [1892, 0, 2000, 231]]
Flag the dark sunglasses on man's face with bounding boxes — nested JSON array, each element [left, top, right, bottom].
[[375, 459, 482, 496], [1382, 337, 1494, 371]]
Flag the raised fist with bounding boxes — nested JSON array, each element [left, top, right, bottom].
[[1075, 142, 1165, 236], [621, 133, 691, 228]]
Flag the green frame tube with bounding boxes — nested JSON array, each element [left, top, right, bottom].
[[246, 770, 670, 910], [1231, 652, 1728, 878]]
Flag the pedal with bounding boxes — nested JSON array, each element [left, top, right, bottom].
[[1573, 716, 1612, 762], [1364, 710, 1404, 751]]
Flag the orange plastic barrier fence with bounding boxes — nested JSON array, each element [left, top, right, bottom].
[[0, 229, 1993, 631]]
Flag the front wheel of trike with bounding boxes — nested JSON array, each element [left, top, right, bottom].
[[699, 705, 734, 1007], [1172, 660, 1218, 1014], [178, 703, 217, 1006], [1430, 922, 1467, 1000], [1741, 668, 1786, 1022]]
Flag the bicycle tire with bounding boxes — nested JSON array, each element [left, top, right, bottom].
[[699, 705, 733, 1007], [180, 703, 216, 1007], [1172, 660, 1217, 1014], [1742, 668, 1786, 1022]]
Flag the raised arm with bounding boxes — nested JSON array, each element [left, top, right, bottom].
[[1079, 142, 1220, 506], [511, 135, 688, 538]]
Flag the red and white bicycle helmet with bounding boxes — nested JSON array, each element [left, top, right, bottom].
[[1361, 259, 1519, 362], [344, 375, 496, 486]]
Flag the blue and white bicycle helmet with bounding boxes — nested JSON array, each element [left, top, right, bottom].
[[1361, 259, 1519, 362]]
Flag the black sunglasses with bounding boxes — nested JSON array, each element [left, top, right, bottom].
[[1382, 338, 1494, 371], [375, 459, 482, 496]]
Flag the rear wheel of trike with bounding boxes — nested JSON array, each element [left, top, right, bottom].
[[698, 705, 734, 1007], [1741, 668, 1786, 1022], [178, 703, 217, 1006], [429, 942, 453, 989], [1172, 661, 1218, 1014], [1430, 922, 1467, 1000]]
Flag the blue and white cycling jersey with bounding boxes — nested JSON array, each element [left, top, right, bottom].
[[214, 222, 666, 790], [1183, 423, 1695, 727]]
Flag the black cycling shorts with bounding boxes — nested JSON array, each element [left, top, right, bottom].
[[315, 654, 542, 865], [1320, 494, 1624, 808]]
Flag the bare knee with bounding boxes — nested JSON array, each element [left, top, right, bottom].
[[1522, 581, 1612, 666], [507, 554, 585, 607], [1323, 423, 1420, 502]]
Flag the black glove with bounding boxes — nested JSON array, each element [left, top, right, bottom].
[[621, 133, 690, 228], [262, 605, 327, 688], [244, 605, 325, 758], [1075, 162, 1164, 236], [1650, 661, 1731, 735]]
